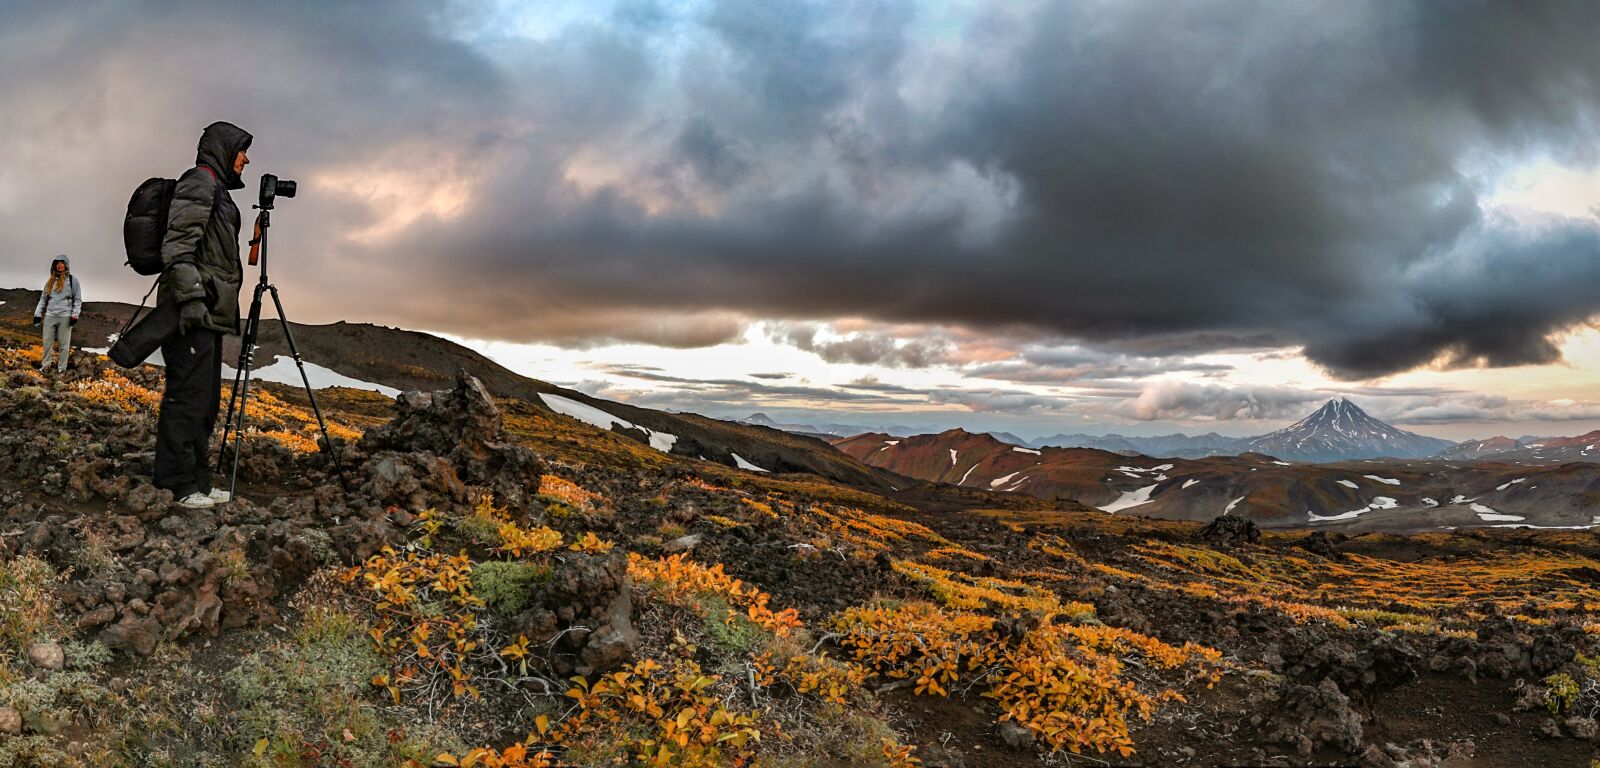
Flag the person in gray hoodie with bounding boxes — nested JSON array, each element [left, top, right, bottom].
[[32, 255, 82, 374]]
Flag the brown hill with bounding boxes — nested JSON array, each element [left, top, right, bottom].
[[834, 428, 1600, 531], [0, 287, 901, 492]]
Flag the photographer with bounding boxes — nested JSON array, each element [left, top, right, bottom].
[[154, 121, 252, 510], [32, 255, 81, 374]]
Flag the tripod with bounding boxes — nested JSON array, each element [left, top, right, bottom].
[[216, 201, 345, 495]]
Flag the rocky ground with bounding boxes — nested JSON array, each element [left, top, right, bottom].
[[3, 339, 1600, 767]]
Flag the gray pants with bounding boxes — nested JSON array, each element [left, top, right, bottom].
[[41, 315, 71, 372]]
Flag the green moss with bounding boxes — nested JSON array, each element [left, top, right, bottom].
[[454, 510, 502, 544], [472, 561, 554, 616], [700, 597, 769, 655]]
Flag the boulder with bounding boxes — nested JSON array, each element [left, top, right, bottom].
[[100, 614, 164, 657], [504, 552, 639, 677], [0, 706, 20, 736], [1196, 514, 1260, 547], [27, 641, 65, 671], [360, 371, 544, 509]]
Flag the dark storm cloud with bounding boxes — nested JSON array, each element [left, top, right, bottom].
[[4, 1, 1600, 379]]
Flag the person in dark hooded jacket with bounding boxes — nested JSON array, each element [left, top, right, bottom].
[[154, 121, 252, 510]]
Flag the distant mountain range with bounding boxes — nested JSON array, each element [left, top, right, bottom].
[[738, 412, 887, 438], [831, 424, 1600, 531], [788, 398, 1467, 463]]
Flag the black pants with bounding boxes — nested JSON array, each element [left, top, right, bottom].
[[154, 327, 222, 498]]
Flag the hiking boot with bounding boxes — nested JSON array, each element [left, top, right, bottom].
[[206, 488, 232, 504], [176, 492, 216, 509]]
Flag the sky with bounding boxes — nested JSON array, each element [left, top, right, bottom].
[[4, 0, 1600, 442]]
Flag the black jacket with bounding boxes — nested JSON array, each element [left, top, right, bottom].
[[159, 121, 252, 335]]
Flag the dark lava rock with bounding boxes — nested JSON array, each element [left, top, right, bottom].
[[361, 371, 544, 510], [1297, 530, 1346, 559], [1267, 678, 1365, 755], [1196, 514, 1260, 547], [504, 551, 639, 677]]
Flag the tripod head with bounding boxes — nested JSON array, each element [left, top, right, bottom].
[[249, 173, 295, 272]]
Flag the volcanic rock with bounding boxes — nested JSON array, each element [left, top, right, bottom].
[[1196, 514, 1261, 547]]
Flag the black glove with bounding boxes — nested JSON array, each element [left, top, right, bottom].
[[178, 300, 207, 336], [32, 316, 41, 327], [69, 316, 78, 326]]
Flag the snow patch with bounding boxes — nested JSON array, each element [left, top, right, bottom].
[[949, 449, 958, 466], [1224, 496, 1245, 514], [538, 393, 679, 453], [1363, 475, 1401, 486], [990, 472, 1020, 488], [1488, 523, 1600, 530], [731, 453, 770, 473], [1336, 479, 1359, 489], [1012, 447, 1041, 455], [957, 464, 978, 486], [1309, 509, 1365, 523], [1272, 461, 1291, 466], [1471, 503, 1522, 522], [1495, 478, 1526, 491], [1181, 479, 1199, 489], [883, 440, 899, 446], [1099, 484, 1159, 514], [223, 357, 401, 398]]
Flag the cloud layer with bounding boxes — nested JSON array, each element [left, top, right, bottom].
[[3, 1, 1600, 382]]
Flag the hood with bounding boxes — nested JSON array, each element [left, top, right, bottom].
[[194, 121, 253, 191], [50, 254, 69, 272]]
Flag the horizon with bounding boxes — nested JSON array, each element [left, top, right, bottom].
[[5, 3, 1600, 444]]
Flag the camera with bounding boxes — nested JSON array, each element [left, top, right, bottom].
[[259, 173, 297, 209]]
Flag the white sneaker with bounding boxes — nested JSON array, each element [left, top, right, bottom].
[[207, 488, 232, 504], [176, 492, 216, 509]]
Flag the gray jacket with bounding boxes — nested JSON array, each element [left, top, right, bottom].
[[159, 121, 252, 335], [34, 255, 82, 319]]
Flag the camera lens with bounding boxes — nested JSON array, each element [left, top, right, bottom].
[[277, 179, 297, 198]]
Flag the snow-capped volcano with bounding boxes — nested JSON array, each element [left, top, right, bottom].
[[1239, 399, 1452, 462]]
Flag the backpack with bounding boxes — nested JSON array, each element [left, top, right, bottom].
[[122, 167, 222, 276]]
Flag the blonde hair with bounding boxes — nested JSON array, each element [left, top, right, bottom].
[[45, 266, 67, 295]]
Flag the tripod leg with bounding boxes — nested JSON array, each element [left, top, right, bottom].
[[225, 283, 269, 495], [216, 336, 251, 474], [267, 285, 347, 483]]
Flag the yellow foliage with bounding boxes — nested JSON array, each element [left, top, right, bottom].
[[75, 370, 161, 412], [342, 547, 486, 704], [538, 474, 606, 513], [831, 599, 1219, 758], [560, 659, 762, 767], [569, 532, 615, 554], [628, 553, 802, 637], [891, 559, 1090, 619]]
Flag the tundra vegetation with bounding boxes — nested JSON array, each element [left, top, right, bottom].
[[2, 336, 1600, 767]]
